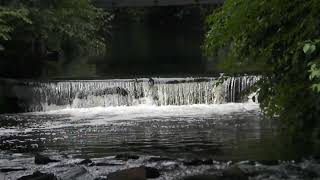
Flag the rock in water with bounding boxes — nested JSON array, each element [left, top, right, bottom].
[[107, 166, 160, 180], [115, 154, 139, 161], [182, 174, 220, 180], [222, 165, 248, 180], [145, 167, 160, 178], [182, 166, 248, 180], [17, 171, 57, 180], [59, 166, 94, 180], [78, 159, 93, 165], [256, 160, 279, 166], [183, 159, 213, 166], [148, 157, 173, 162], [34, 154, 59, 165]]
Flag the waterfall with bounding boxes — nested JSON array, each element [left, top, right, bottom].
[[6, 76, 260, 112]]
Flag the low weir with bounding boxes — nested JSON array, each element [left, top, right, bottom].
[[0, 76, 260, 112]]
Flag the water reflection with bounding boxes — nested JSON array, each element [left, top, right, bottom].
[[0, 103, 319, 162]]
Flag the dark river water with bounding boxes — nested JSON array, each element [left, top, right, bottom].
[[0, 103, 269, 159]]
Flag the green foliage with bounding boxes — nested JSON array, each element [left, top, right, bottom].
[[1, 0, 108, 56], [0, 6, 31, 49], [305, 40, 320, 92], [303, 43, 317, 55], [204, 0, 320, 134]]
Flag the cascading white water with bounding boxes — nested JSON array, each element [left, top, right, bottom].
[[9, 76, 260, 111]]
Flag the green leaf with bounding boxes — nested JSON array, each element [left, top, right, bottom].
[[312, 84, 320, 92], [303, 43, 316, 55]]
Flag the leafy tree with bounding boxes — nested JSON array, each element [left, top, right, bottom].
[[204, 0, 320, 135], [0, 6, 31, 50], [1, 0, 108, 57]]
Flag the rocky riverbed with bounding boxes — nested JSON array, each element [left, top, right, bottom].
[[1, 152, 320, 180]]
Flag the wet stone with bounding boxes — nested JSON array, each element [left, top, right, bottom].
[[107, 166, 160, 180], [182, 174, 220, 180], [17, 171, 57, 180], [59, 166, 93, 180], [34, 154, 59, 165], [79, 159, 93, 165], [145, 167, 161, 178], [185, 165, 249, 180], [222, 165, 248, 180], [256, 160, 279, 166], [94, 178, 107, 180]]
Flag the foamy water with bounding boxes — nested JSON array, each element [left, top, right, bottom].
[[0, 103, 261, 136]]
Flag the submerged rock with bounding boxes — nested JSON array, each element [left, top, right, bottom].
[[78, 159, 93, 165], [107, 166, 160, 180], [115, 154, 139, 161], [17, 171, 57, 180], [34, 154, 59, 165], [256, 160, 279, 166], [59, 166, 94, 180]]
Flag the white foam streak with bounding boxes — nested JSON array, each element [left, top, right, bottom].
[[44, 102, 260, 123], [0, 103, 260, 136]]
